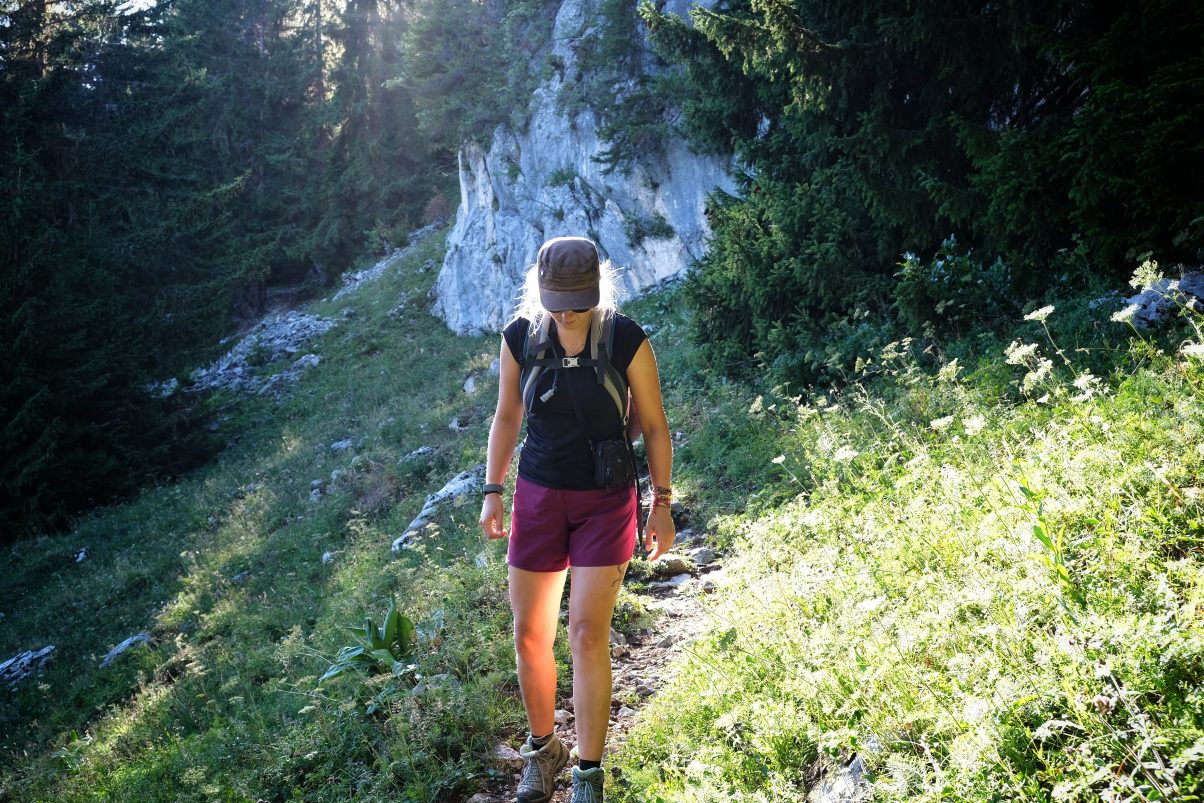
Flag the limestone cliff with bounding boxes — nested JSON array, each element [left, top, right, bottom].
[[432, 0, 735, 334]]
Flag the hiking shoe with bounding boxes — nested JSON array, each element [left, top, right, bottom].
[[570, 765, 604, 803], [516, 733, 569, 803]]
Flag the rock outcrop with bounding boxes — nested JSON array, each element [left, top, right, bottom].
[[1119, 271, 1204, 328], [432, 0, 735, 335]]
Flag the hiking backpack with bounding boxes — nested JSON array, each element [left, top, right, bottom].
[[519, 310, 634, 435]]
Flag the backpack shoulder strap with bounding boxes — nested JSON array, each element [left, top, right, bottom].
[[595, 311, 628, 426], [520, 316, 555, 411]]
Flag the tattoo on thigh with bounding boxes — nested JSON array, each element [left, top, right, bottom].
[[611, 562, 628, 590]]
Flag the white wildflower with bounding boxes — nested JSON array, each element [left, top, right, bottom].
[[1021, 358, 1053, 393], [1072, 373, 1098, 391], [833, 446, 858, 463], [1004, 340, 1039, 366], [964, 415, 987, 436], [1024, 305, 1055, 322], [1034, 719, 1084, 742], [929, 415, 955, 431], [1070, 372, 1102, 402], [1129, 258, 1161, 290], [1181, 343, 1204, 359], [771, 454, 786, 464], [1110, 303, 1140, 323], [937, 358, 961, 382], [960, 696, 991, 725]]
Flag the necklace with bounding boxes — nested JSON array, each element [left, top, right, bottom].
[[554, 316, 591, 356], [558, 329, 587, 357]]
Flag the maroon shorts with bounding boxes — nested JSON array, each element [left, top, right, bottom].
[[508, 475, 637, 572]]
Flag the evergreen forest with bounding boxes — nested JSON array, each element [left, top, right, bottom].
[[1, 0, 560, 536]]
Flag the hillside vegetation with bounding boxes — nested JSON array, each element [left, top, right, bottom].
[[3, 229, 1203, 801], [612, 279, 1204, 801]]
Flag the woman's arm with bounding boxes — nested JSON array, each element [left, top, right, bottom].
[[626, 338, 675, 559], [480, 337, 525, 540]]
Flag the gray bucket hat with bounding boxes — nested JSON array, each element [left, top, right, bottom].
[[537, 236, 600, 312]]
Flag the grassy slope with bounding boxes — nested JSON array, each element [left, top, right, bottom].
[[611, 291, 1204, 801], [1, 232, 530, 801], [2, 230, 1203, 802]]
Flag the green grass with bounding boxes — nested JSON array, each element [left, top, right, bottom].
[[0, 231, 533, 801], [3, 237, 1204, 802], [610, 288, 1204, 801]]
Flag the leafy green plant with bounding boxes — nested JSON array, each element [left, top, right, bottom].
[[320, 597, 417, 684], [48, 733, 92, 778], [1018, 481, 1084, 620]]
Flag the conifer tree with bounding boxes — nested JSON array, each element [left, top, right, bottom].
[[643, 0, 1204, 380]]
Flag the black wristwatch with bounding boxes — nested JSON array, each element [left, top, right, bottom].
[[481, 483, 504, 497]]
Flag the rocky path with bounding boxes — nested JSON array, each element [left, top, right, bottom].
[[471, 528, 725, 803]]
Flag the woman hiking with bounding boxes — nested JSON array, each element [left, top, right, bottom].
[[479, 236, 675, 802]]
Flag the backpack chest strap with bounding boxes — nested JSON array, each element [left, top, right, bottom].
[[526, 354, 600, 370]]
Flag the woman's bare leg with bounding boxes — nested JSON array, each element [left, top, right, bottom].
[[568, 562, 628, 761], [509, 565, 568, 737]]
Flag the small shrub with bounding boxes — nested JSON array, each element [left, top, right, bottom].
[[623, 211, 675, 246], [893, 235, 1015, 335], [365, 219, 409, 255], [547, 167, 577, 188]]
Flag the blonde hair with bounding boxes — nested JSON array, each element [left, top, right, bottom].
[[511, 257, 622, 325]]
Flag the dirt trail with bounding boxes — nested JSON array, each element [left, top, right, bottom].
[[475, 528, 724, 803]]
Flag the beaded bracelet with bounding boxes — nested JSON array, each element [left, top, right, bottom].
[[651, 485, 672, 508]]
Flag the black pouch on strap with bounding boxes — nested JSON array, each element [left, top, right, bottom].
[[593, 437, 636, 489]]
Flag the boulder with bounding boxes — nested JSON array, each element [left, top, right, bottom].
[[399, 446, 435, 463], [651, 553, 693, 576], [649, 573, 692, 591], [1121, 271, 1204, 328], [392, 465, 486, 551], [101, 634, 149, 668], [493, 743, 523, 768], [0, 646, 55, 687]]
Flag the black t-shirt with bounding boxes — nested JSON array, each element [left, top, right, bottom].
[[503, 313, 647, 490]]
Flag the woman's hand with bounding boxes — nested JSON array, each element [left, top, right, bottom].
[[480, 494, 508, 540], [643, 505, 675, 561]]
